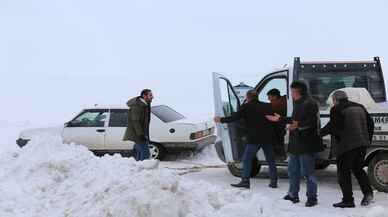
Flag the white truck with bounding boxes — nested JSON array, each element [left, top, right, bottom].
[[213, 57, 388, 192]]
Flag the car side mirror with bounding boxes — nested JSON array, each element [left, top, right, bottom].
[[64, 121, 73, 127]]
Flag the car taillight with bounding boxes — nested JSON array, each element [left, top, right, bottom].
[[190, 128, 214, 140]]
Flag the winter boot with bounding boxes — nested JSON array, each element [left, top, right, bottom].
[[361, 194, 374, 206], [333, 201, 355, 208], [283, 195, 300, 203], [268, 180, 278, 188], [231, 178, 250, 189], [305, 198, 318, 207]]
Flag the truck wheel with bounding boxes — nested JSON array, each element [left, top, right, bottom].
[[227, 158, 261, 178], [149, 143, 166, 160], [368, 152, 388, 192]]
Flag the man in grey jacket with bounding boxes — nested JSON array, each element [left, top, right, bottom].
[[321, 90, 374, 208], [123, 89, 154, 161]]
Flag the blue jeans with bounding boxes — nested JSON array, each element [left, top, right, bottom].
[[242, 144, 278, 181], [288, 153, 318, 199], [134, 143, 150, 161]]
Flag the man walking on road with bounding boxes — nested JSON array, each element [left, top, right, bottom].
[[123, 89, 154, 161], [214, 90, 278, 189], [266, 81, 323, 207], [321, 90, 374, 208]]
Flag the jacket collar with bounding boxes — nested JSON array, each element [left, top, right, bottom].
[[139, 97, 148, 105]]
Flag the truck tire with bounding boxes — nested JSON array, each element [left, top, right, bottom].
[[227, 158, 261, 178], [149, 143, 166, 160], [368, 152, 388, 192]]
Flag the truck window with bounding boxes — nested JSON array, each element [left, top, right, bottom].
[[70, 110, 108, 127], [258, 77, 287, 102], [109, 110, 128, 127], [151, 105, 185, 123], [299, 70, 385, 108]]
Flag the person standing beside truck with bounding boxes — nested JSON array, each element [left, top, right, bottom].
[[214, 90, 278, 189], [320, 90, 374, 208], [267, 88, 287, 159], [123, 89, 154, 161], [266, 81, 323, 207]]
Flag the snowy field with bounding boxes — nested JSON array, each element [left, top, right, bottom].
[[1, 122, 388, 217]]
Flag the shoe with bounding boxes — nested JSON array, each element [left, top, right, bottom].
[[361, 194, 374, 206], [333, 201, 355, 208], [269, 180, 278, 188], [305, 198, 318, 207], [283, 195, 300, 203], [231, 179, 250, 189]]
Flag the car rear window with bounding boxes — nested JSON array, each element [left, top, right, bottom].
[[151, 105, 185, 123]]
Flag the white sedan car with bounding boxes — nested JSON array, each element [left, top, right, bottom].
[[16, 105, 216, 160]]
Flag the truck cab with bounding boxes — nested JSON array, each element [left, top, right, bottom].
[[213, 57, 388, 192]]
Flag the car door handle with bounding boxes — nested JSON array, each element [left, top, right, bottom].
[[96, 129, 105, 133]]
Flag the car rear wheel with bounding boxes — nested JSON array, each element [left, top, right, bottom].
[[368, 152, 388, 192], [149, 143, 166, 160], [227, 158, 261, 178]]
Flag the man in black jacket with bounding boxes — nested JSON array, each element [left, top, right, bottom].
[[214, 90, 278, 189], [321, 90, 374, 208], [266, 81, 323, 207]]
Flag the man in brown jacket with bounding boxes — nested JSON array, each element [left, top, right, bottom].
[[123, 89, 154, 161], [267, 88, 287, 159]]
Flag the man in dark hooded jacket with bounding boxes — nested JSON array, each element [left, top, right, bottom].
[[266, 81, 323, 207], [321, 90, 374, 208], [123, 89, 153, 161]]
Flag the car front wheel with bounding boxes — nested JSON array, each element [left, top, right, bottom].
[[368, 152, 388, 192], [149, 143, 166, 160], [227, 158, 261, 178]]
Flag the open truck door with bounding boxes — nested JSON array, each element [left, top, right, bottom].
[[212, 72, 261, 177]]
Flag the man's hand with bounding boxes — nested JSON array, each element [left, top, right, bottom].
[[287, 121, 298, 131], [265, 113, 281, 122], [214, 116, 222, 123]]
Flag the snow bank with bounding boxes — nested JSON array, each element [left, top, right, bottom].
[[1, 133, 387, 217], [0, 135, 256, 217]]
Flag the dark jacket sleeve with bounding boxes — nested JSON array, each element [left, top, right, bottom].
[[320, 121, 331, 137], [279, 117, 293, 124], [320, 106, 342, 139], [364, 108, 375, 143], [220, 105, 245, 123]]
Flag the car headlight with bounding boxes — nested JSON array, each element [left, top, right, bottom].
[[190, 127, 215, 140]]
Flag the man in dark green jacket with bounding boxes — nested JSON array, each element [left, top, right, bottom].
[[267, 81, 323, 207], [123, 89, 153, 161]]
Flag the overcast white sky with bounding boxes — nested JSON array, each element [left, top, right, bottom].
[[1, 0, 388, 125]]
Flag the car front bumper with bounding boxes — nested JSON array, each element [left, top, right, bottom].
[[16, 138, 30, 148], [161, 135, 217, 152]]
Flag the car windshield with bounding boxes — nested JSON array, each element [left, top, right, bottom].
[[151, 105, 185, 123]]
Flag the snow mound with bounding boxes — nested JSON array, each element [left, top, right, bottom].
[[366, 206, 388, 217], [326, 88, 380, 109], [0, 135, 256, 217]]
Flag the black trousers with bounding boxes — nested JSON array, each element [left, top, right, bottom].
[[336, 147, 373, 202]]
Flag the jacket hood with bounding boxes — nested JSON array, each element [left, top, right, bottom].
[[127, 97, 148, 107]]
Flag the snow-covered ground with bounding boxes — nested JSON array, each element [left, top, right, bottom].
[[1, 123, 388, 217]]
